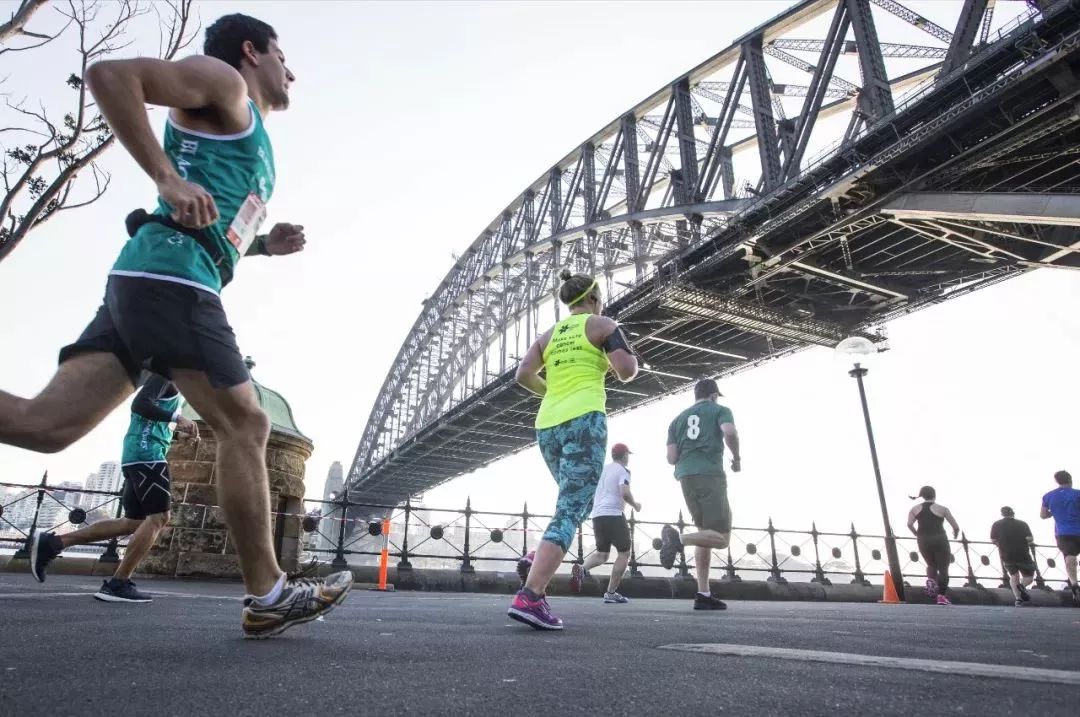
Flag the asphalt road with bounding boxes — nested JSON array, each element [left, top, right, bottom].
[[1, 574, 1078, 715]]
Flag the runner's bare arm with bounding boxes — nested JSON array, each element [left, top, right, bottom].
[[249, 223, 307, 257], [515, 332, 550, 396], [944, 507, 960, 538], [721, 422, 740, 472], [620, 483, 641, 512], [906, 507, 918, 535], [86, 56, 246, 182], [85, 56, 248, 228], [587, 316, 637, 382], [666, 443, 679, 465]]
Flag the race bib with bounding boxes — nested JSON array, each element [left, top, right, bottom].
[[226, 192, 268, 255]]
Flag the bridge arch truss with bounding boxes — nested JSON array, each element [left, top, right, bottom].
[[350, 0, 1080, 505]]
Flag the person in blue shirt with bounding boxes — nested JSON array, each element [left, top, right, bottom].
[[1040, 470, 1080, 605]]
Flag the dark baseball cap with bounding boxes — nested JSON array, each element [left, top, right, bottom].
[[611, 443, 632, 459], [694, 378, 722, 399]]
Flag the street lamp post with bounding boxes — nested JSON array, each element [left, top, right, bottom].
[[836, 336, 905, 602]]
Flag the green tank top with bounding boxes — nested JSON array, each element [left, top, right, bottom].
[[535, 313, 609, 429], [122, 390, 181, 464], [667, 400, 736, 480], [111, 99, 276, 293]]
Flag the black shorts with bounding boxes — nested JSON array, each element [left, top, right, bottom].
[[593, 515, 631, 553], [1002, 557, 1036, 577], [680, 473, 731, 533], [1056, 534, 1080, 557], [59, 275, 249, 389], [121, 462, 172, 520]]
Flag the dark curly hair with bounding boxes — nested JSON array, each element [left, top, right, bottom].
[[204, 14, 277, 70]]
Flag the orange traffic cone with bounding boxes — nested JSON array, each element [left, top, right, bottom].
[[880, 570, 902, 604]]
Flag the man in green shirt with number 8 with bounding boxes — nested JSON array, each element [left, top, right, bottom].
[[661, 379, 741, 610]]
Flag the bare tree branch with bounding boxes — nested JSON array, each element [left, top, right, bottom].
[[0, 0, 198, 262], [0, 0, 51, 44]]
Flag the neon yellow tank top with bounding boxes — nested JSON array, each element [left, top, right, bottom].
[[535, 313, 610, 429]]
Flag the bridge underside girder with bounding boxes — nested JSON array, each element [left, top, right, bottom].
[[349, 1, 1080, 506]]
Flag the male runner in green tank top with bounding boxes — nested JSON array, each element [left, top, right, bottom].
[[30, 374, 198, 602], [0, 14, 351, 637], [661, 379, 741, 611]]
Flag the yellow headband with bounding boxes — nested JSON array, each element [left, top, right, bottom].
[[567, 279, 598, 306]]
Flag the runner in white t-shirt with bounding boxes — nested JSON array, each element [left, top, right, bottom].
[[569, 442, 641, 603]]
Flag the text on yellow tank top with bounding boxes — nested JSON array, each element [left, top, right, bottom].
[[535, 313, 610, 429]]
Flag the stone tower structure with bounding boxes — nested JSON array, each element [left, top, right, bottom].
[[141, 357, 314, 578]]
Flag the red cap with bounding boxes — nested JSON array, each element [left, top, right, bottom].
[[611, 443, 632, 458]]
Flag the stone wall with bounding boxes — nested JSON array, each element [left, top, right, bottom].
[[139, 422, 313, 579]]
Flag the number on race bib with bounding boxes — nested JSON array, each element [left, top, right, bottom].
[[687, 414, 700, 440], [225, 192, 268, 256]]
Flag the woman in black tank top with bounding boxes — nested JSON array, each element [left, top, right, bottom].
[[906, 486, 961, 605]]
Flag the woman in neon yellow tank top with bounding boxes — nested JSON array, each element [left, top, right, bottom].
[[507, 269, 638, 630]]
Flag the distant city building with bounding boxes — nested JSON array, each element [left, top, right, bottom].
[[318, 462, 345, 553], [86, 461, 121, 494], [322, 461, 344, 501]]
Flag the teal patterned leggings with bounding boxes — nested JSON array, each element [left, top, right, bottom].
[[535, 411, 608, 551]]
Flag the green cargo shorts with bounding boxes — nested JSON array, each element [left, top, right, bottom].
[[680, 473, 731, 533]]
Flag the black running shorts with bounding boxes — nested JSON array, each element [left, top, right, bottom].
[[121, 462, 172, 520], [592, 515, 631, 553], [680, 473, 732, 533], [59, 275, 249, 389], [1002, 557, 1036, 577], [1056, 534, 1080, 558]]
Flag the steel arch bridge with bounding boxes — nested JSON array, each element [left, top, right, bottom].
[[348, 0, 1080, 506]]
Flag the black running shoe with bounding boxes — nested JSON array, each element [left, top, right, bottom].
[[242, 571, 353, 639], [694, 593, 727, 610], [1018, 584, 1031, 603], [659, 525, 682, 570], [94, 578, 152, 603], [29, 531, 63, 583]]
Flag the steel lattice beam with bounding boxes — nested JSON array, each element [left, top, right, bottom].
[[869, 0, 954, 43], [943, 0, 991, 73], [847, 0, 895, 120], [772, 38, 948, 59], [659, 285, 880, 347], [744, 34, 783, 190]]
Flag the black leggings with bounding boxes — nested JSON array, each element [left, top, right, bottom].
[[918, 535, 951, 594]]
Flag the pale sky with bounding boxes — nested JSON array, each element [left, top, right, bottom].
[[1, 1, 1076, 551]]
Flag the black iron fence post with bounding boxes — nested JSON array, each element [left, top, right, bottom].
[[576, 524, 585, 566], [628, 510, 642, 577], [99, 497, 123, 564], [331, 488, 349, 570], [723, 546, 740, 582], [461, 497, 474, 574], [850, 523, 870, 587], [521, 502, 530, 558], [1031, 543, 1050, 591], [398, 499, 412, 570], [14, 472, 47, 560], [961, 532, 980, 588], [676, 510, 690, 578], [811, 522, 830, 585], [766, 518, 787, 584]]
